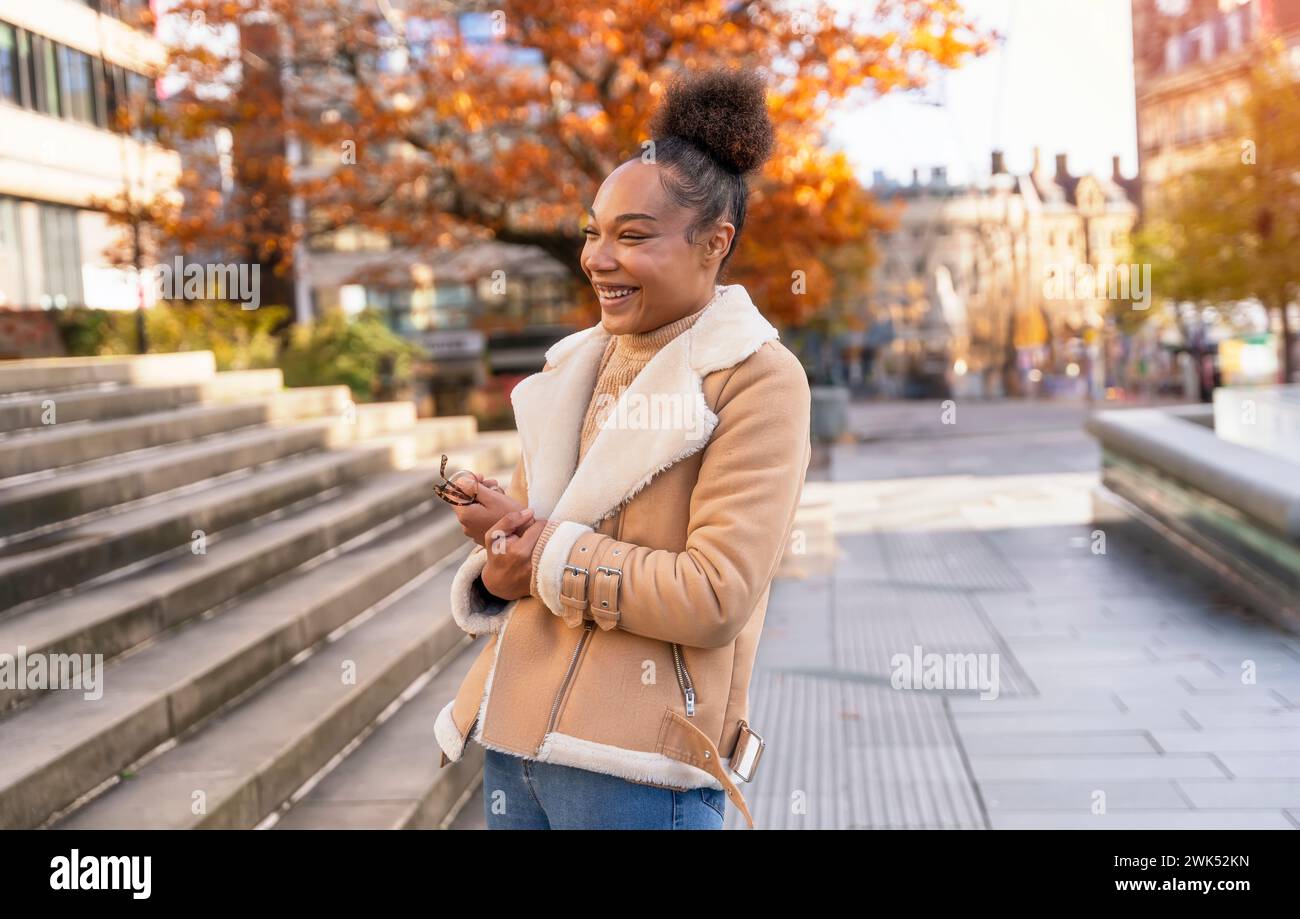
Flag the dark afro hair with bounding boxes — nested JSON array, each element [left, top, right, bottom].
[[638, 67, 775, 281]]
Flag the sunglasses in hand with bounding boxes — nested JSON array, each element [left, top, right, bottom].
[[433, 454, 479, 506]]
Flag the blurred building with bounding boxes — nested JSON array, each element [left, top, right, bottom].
[[1131, 0, 1300, 213], [870, 150, 1138, 399], [0, 0, 178, 354]]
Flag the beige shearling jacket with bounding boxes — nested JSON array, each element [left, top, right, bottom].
[[433, 283, 811, 828]]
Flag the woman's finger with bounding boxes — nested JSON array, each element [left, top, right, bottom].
[[484, 508, 535, 549], [448, 471, 479, 499]]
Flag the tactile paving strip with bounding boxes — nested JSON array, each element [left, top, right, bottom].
[[873, 530, 1030, 592], [833, 582, 1035, 698], [727, 670, 987, 829]]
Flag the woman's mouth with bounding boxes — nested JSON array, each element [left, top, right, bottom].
[[595, 285, 640, 308]]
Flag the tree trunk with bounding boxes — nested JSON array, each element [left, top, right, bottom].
[[133, 219, 148, 354], [1279, 302, 1295, 385]]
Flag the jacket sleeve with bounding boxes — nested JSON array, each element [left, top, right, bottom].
[[449, 446, 530, 636], [533, 342, 811, 648]]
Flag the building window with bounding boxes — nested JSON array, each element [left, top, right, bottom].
[[0, 197, 27, 307], [15, 27, 33, 108], [80, 1, 152, 29], [32, 34, 60, 117], [1165, 35, 1182, 72], [38, 204, 83, 307], [57, 45, 95, 125], [0, 20, 155, 136], [1226, 10, 1243, 49], [1194, 25, 1214, 62], [0, 22, 18, 104]]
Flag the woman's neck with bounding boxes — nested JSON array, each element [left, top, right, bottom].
[[613, 291, 716, 362]]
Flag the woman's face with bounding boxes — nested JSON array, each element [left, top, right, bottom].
[[581, 160, 735, 336]]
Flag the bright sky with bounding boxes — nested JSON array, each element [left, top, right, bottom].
[[827, 0, 1139, 188]]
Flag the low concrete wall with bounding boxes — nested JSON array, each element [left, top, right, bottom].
[[1085, 407, 1300, 540], [1087, 404, 1300, 632]]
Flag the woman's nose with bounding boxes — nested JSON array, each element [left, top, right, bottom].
[[583, 238, 619, 272]]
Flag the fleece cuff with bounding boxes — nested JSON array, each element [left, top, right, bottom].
[[450, 544, 517, 635], [535, 520, 595, 617]]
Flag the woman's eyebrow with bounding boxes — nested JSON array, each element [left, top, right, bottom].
[[586, 207, 659, 224]]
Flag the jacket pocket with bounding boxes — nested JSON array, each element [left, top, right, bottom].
[[698, 786, 726, 820]]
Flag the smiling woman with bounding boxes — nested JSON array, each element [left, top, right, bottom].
[[435, 67, 810, 831], [580, 68, 775, 337]]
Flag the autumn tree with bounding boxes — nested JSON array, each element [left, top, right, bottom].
[[143, 0, 991, 326], [1133, 39, 1300, 384]]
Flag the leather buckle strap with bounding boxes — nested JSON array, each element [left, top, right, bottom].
[[586, 538, 634, 630], [589, 564, 622, 630], [728, 719, 765, 784], [559, 564, 589, 628], [657, 710, 755, 829]]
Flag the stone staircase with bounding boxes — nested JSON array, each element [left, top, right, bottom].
[[0, 351, 506, 829]]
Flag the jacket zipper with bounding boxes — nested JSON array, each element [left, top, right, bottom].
[[671, 643, 696, 716], [614, 511, 697, 718], [546, 619, 596, 735]]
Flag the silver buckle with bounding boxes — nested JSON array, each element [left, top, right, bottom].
[[594, 565, 622, 610], [562, 564, 589, 595], [729, 722, 765, 783]]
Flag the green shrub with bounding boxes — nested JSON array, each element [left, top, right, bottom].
[[147, 301, 289, 370], [54, 308, 137, 357], [55, 301, 288, 371], [278, 308, 425, 402], [56, 303, 424, 403]]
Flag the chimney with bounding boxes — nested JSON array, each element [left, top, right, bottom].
[[1055, 153, 1070, 179], [1111, 154, 1124, 182], [991, 150, 1006, 175], [911, 168, 920, 187]]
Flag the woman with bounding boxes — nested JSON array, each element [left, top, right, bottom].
[[433, 67, 811, 830]]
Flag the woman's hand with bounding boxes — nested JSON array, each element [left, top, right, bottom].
[[450, 472, 526, 545], [480, 509, 548, 601]]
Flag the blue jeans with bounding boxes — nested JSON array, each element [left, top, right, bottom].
[[482, 747, 726, 829]]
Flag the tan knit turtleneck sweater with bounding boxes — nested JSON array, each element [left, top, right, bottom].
[[528, 301, 711, 594]]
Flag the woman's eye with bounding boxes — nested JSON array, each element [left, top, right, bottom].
[[583, 229, 646, 241]]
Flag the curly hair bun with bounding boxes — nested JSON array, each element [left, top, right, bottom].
[[648, 68, 775, 176]]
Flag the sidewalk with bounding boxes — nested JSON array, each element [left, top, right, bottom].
[[743, 399, 1300, 829]]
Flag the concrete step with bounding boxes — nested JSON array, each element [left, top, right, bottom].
[[0, 370, 287, 434], [0, 405, 466, 539], [0, 386, 352, 478], [0, 508, 473, 830], [49, 545, 475, 829], [0, 445, 519, 713], [0, 441, 404, 613], [447, 782, 487, 829], [0, 421, 333, 539], [271, 638, 487, 829], [0, 352, 216, 396]]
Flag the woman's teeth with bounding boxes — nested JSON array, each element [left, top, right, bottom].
[[597, 287, 639, 303]]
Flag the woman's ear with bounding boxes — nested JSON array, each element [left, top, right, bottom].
[[701, 222, 735, 266]]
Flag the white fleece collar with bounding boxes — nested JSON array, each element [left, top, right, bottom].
[[509, 283, 779, 526]]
